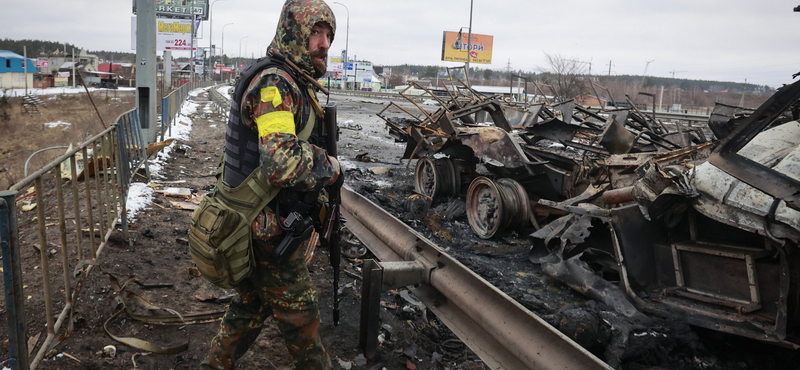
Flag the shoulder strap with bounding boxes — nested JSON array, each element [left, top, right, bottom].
[[215, 159, 280, 223]]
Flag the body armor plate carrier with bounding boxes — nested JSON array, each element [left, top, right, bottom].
[[224, 54, 312, 188]]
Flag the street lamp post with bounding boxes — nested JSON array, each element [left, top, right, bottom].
[[466, 0, 473, 76], [221, 22, 233, 81], [332, 2, 349, 90], [239, 36, 249, 73], [209, 0, 228, 81]]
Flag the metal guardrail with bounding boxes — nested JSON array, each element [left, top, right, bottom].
[[0, 108, 150, 370], [208, 84, 232, 113], [330, 89, 429, 103], [342, 188, 613, 370], [160, 81, 216, 141]]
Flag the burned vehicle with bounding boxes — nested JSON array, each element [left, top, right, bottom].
[[381, 73, 800, 348], [530, 81, 800, 347], [381, 73, 706, 239]]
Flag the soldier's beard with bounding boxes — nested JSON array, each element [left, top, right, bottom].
[[310, 49, 327, 78]]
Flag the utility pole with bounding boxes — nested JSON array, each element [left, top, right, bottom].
[[566, 59, 592, 76], [607, 60, 613, 76], [466, 0, 473, 78], [209, 0, 227, 82], [190, 0, 195, 83], [23, 46, 27, 95], [640, 60, 654, 87], [739, 78, 748, 108], [136, 0, 158, 146], [332, 2, 349, 90], [669, 70, 687, 79]]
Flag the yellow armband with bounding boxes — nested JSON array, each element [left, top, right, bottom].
[[255, 111, 296, 137]]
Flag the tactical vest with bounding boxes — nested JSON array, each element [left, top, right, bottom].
[[224, 54, 316, 188], [188, 57, 321, 289]]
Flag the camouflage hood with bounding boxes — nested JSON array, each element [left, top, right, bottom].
[[268, 0, 336, 74]]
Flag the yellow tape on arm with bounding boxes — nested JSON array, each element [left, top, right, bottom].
[[255, 111, 296, 137], [260, 86, 283, 107]]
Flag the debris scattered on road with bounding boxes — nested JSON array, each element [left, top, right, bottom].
[[156, 187, 192, 199]]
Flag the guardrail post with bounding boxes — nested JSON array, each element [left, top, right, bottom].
[[359, 259, 383, 359], [0, 190, 30, 370]]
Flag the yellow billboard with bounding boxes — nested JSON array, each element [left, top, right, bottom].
[[441, 31, 493, 64]]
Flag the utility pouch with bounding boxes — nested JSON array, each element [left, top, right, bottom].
[[188, 160, 280, 289], [188, 194, 253, 289]]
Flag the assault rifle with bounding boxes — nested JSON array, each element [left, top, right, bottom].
[[321, 103, 343, 326]]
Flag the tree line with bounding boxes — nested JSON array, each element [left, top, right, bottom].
[[0, 38, 136, 63], [383, 54, 775, 108]]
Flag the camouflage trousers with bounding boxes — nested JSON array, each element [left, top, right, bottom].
[[201, 238, 332, 370]]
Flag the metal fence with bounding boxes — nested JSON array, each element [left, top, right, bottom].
[[0, 81, 216, 368], [160, 81, 217, 141], [115, 108, 150, 186]]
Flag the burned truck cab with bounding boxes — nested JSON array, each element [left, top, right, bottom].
[[611, 82, 800, 348]]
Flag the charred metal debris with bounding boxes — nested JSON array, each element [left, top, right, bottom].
[[378, 71, 800, 348]]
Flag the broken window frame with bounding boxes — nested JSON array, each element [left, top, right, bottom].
[[707, 80, 800, 211]]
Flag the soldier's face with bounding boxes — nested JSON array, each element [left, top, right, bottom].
[[309, 22, 332, 78]]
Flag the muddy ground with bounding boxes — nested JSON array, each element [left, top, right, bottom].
[[2, 87, 800, 370]]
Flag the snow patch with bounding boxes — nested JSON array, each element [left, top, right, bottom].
[[181, 101, 200, 116], [218, 85, 233, 97], [189, 86, 214, 97], [44, 121, 71, 128], [125, 182, 154, 222]]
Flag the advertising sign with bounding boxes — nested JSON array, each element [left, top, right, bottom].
[[131, 17, 198, 51], [327, 56, 343, 71], [133, 0, 209, 20], [36, 60, 49, 69], [54, 76, 68, 87], [441, 31, 493, 64]]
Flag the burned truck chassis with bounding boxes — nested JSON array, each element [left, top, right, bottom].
[[380, 74, 800, 348]]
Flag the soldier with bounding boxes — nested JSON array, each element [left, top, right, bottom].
[[201, 0, 338, 369]]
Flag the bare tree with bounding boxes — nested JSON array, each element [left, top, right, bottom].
[[388, 74, 404, 88], [539, 53, 588, 101]]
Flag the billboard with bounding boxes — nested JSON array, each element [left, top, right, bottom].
[[133, 0, 209, 20], [327, 56, 344, 79], [131, 17, 198, 51], [441, 31, 493, 64]]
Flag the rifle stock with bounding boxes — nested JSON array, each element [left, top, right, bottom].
[[322, 103, 342, 326]]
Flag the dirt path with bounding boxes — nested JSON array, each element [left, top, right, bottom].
[[18, 87, 476, 370], [14, 87, 800, 370]]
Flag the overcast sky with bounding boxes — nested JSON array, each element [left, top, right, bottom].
[[3, 0, 799, 87]]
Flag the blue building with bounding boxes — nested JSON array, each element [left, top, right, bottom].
[[0, 50, 37, 89]]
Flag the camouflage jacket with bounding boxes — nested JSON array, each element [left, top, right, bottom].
[[241, 68, 339, 242], [244, 0, 338, 242]]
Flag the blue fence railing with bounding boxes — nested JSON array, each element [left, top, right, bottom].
[[0, 83, 199, 369], [114, 108, 150, 190]]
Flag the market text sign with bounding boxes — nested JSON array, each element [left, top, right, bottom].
[[133, 0, 209, 20], [441, 31, 493, 65]]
